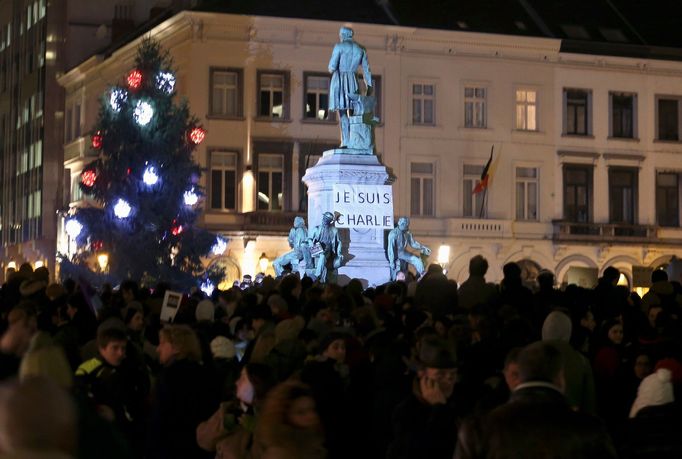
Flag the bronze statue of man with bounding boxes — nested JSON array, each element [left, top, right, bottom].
[[328, 26, 372, 148]]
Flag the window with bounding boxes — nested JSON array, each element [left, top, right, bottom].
[[609, 168, 637, 224], [298, 143, 329, 211], [515, 89, 537, 131], [465, 86, 486, 128], [304, 73, 331, 121], [73, 103, 81, 138], [563, 165, 592, 222], [412, 82, 435, 125], [515, 167, 538, 220], [610, 92, 635, 138], [71, 176, 83, 202], [210, 151, 238, 211], [257, 154, 284, 211], [64, 107, 72, 142], [656, 172, 678, 227], [657, 97, 680, 141], [463, 164, 486, 218], [564, 89, 590, 135], [358, 74, 382, 120], [258, 71, 289, 119], [210, 68, 242, 117], [410, 162, 435, 216]]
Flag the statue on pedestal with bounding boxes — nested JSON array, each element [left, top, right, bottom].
[[328, 27, 375, 152], [387, 217, 431, 280], [308, 212, 343, 282], [273, 216, 311, 277]]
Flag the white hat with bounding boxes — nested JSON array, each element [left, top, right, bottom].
[[629, 368, 674, 418], [210, 336, 236, 359], [195, 299, 215, 322]]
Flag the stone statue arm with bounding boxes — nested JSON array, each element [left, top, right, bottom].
[[407, 232, 431, 255], [360, 48, 372, 89], [328, 44, 341, 74]]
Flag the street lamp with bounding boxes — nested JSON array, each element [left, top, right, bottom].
[[97, 253, 109, 272], [259, 253, 269, 273], [437, 244, 450, 274]]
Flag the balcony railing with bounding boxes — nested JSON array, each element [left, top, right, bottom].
[[205, 211, 305, 234], [552, 221, 658, 243]]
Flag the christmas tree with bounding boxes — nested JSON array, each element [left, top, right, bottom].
[[61, 39, 224, 292]]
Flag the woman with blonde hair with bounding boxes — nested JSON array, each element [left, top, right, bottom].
[[147, 325, 219, 459], [255, 381, 326, 459]]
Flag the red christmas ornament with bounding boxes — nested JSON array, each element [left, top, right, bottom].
[[171, 225, 183, 236], [81, 169, 97, 187], [91, 131, 103, 149], [189, 127, 206, 145], [127, 69, 143, 89], [127, 168, 131, 175]]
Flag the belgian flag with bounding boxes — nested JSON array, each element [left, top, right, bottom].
[[472, 147, 494, 195]]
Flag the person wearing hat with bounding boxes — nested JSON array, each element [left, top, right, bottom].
[[387, 337, 463, 459]]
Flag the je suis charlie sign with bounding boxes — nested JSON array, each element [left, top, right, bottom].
[[333, 184, 394, 229]]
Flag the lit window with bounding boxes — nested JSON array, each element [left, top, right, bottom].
[[515, 89, 537, 131]]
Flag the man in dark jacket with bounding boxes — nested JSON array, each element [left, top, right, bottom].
[[454, 341, 617, 459], [387, 337, 469, 459]]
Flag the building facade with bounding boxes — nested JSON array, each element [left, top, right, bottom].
[[58, 11, 682, 290]]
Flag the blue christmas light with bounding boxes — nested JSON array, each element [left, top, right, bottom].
[[109, 88, 128, 112], [113, 198, 132, 219], [200, 279, 215, 296], [143, 166, 159, 186], [183, 188, 199, 206], [65, 219, 83, 238], [211, 237, 227, 255], [156, 71, 176, 94], [133, 100, 154, 126]]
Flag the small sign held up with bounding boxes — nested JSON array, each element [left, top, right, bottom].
[[160, 290, 183, 323], [333, 184, 394, 229]]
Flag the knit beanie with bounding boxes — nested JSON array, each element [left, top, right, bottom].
[[541, 311, 572, 342], [210, 336, 236, 360], [195, 299, 215, 323], [629, 368, 674, 418]]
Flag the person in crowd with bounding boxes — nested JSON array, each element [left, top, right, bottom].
[[457, 255, 498, 310], [498, 262, 534, 319], [0, 377, 78, 459], [147, 325, 219, 459], [541, 310, 596, 413], [387, 337, 465, 459], [593, 317, 629, 423], [254, 381, 326, 459], [455, 341, 617, 459], [198, 362, 275, 456]]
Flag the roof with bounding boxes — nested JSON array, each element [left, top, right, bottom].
[[88, 0, 682, 65]]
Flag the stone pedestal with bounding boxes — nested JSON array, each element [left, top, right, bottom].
[[302, 152, 394, 287]]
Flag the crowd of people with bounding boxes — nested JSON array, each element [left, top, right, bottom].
[[1, 254, 682, 459]]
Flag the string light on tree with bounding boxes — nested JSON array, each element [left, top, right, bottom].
[[65, 219, 83, 238], [211, 237, 227, 255], [91, 131, 103, 149], [171, 225, 183, 236], [127, 69, 143, 89], [143, 165, 159, 186], [183, 188, 199, 206], [109, 88, 127, 112], [200, 279, 215, 296], [81, 169, 97, 187], [133, 100, 154, 126], [113, 198, 132, 219], [156, 71, 175, 94], [189, 127, 206, 145]]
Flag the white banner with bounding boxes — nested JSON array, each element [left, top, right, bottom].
[[333, 184, 394, 229]]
